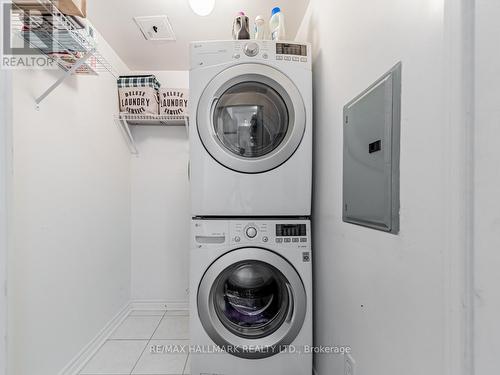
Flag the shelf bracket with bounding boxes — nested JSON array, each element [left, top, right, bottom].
[[184, 116, 190, 137], [115, 115, 139, 155], [35, 48, 97, 108], [114, 114, 189, 155]]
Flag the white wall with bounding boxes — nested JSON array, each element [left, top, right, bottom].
[[0, 70, 12, 375], [297, 1, 467, 374], [130, 71, 190, 302], [474, 1, 500, 374], [8, 45, 132, 374], [0, 4, 12, 373]]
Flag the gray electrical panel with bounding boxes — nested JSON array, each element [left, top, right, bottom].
[[343, 63, 401, 234]]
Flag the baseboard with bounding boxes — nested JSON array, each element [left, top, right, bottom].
[[130, 299, 189, 311], [58, 299, 189, 375], [58, 302, 132, 375]]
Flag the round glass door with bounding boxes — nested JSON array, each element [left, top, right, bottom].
[[197, 64, 306, 174], [197, 248, 307, 359], [213, 82, 289, 158], [213, 261, 290, 339]]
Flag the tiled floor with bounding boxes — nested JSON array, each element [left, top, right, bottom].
[[79, 309, 190, 375]]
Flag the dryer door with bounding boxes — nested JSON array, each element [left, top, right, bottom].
[[197, 247, 306, 359], [197, 63, 306, 174]]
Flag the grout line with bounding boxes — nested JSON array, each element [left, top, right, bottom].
[[182, 353, 190, 375], [129, 309, 168, 375]]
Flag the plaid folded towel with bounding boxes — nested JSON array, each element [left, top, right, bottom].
[[117, 75, 161, 90]]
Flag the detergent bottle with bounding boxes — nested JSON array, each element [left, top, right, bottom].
[[254, 15, 267, 40], [269, 7, 286, 41], [232, 11, 250, 40]]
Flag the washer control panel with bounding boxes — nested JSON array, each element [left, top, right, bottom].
[[192, 219, 310, 249], [229, 220, 310, 248]]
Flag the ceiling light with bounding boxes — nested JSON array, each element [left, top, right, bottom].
[[188, 0, 215, 16]]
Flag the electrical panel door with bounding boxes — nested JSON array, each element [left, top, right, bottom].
[[343, 63, 401, 234]]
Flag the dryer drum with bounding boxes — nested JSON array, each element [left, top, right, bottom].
[[196, 64, 306, 174], [213, 82, 289, 158]]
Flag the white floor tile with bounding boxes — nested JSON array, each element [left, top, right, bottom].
[[110, 316, 163, 340], [152, 316, 189, 340], [132, 340, 189, 375], [130, 310, 166, 317], [80, 340, 148, 375], [165, 310, 189, 316]]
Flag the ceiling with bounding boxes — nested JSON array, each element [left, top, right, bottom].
[[88, 0, 310, 71]]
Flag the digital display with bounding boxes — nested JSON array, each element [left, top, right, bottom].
[[276, 224, 307, 237], [276, 43, 307, 56]]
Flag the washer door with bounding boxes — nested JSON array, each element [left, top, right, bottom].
[[197, 247, 307, 359], [197, 63, 306, 173]]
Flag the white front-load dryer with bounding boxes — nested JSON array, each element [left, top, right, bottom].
[[190, 218, 313, 375], [189, 41, 313, 216]]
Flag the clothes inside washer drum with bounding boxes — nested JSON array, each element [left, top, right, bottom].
[[219, 262, 287, 328]]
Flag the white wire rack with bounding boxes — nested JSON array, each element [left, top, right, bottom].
[[9, 0, 118, 105], [115, 113, 189, 155]]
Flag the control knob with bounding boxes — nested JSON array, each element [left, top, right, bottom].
[[246, 227, 258, 238], [244, 42, 260, 57]]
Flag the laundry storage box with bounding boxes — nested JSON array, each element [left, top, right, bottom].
[[117, 75, 161, 115], [160, 88, 189, 116], [13, 0, 87, 18]]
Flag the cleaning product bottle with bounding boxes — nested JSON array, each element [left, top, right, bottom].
[[269, 7, 286, 41], [232, 11, 250, 40], [254, 15, 267, 40]]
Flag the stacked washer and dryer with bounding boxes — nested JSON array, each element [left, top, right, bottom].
[[189, 40, 313, 375]]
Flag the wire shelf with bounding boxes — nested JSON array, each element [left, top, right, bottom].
[[10, 0, 118, 78], [117, 113, 188, 126]]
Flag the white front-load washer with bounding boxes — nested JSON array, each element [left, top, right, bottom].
[[189, 41, 313, 216], [190, 218, 313, 375]]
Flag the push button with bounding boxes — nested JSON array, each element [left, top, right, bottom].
[[292, 238, 299, 243], [300, 238, 308, 243], [284, 238, 292, 243], [276, 238, 283, 243]]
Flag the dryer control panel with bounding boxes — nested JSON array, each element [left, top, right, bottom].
[[190, 40, 312, 70]]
